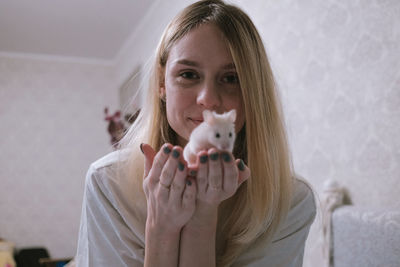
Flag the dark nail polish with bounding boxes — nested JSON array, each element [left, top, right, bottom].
[[140, 143, 144, 154], [238, 159, 245, 171], [200, 155, 208, 163], [210, 152, 219, 161], [178, 162, 185, 171], [172, 149, 180, 158], [222, 152, 231, 162], [163, 146, 171, 154], [189, 170, 197, 176], [186, 180, 192, 186]]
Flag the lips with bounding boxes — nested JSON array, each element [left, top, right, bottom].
[[189, 118, 203, 125]]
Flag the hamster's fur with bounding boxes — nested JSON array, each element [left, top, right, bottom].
[[183, 109, 236, 164]]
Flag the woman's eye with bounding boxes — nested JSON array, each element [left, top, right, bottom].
[[222, 74, 239, 84], [180, 71, 199, 79]]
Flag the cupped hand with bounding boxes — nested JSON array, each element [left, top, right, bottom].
[[142, 143, 197, 232], [189, 148, 250, 206]]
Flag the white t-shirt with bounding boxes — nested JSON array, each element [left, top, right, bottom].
[[76, 150, 316, 267]]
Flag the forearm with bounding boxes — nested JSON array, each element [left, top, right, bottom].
[[179, 203, 218, 267], [144, 223, 181, 267]]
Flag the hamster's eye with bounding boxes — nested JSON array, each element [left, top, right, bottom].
[[216, 133, 220, 138], [229, 132, 232, 138]]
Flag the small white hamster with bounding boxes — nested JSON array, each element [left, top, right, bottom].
[[183, 109, 236, 164]]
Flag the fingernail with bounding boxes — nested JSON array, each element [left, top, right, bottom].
[[200, 155, 208, 163], [172, 149, 180, 158], [140, 143, 144, 154], [221, 152, 231, 162], [163, 146, 171, 154], [186, 180, 192, 186], [210, 152, 219, 161], [238, 159, 245, 171], [178, 162, 185, 171], [189, 170, 197, 176]]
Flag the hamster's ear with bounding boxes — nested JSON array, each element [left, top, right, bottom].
[[228, 109, 237, 122], [203, 110, 216, 125]]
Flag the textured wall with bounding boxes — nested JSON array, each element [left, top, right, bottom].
[[0, 56, 118, 258]]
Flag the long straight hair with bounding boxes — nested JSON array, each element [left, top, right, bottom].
[[120, 0, 293, 265]]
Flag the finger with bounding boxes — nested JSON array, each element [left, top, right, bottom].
[[236, 159, 251, 187], [159, 146, 182, 189], [187, 168, 198, 178], [195, 151, 208, 194], [141, 143, 156, 178], [220, 151, 238, 194], [169, 158, 187, 205], [146, 143, 171, 184], [186, 153, 198, 169], [207, 148, 222, 191], [182, 177, 196, 211], [186, 152, 199, 177]]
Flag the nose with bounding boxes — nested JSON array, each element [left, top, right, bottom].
[[196, 80, 221, 110]]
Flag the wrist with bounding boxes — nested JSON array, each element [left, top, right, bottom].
[[145, 221, 181, 267], [145, 216, 182, 239], [196, 200, 219, 216], [186, 201, 218, 230]]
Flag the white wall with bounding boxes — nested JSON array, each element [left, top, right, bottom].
[[0, 56, 118, 258]]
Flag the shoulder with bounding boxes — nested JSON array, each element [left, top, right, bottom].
[[290, 177, 316, 214], [89, 149, 131, 172], [232, 177, 317, 266], [85, 149, 133, 196], [274, 177, 316, 241], [87, 149, 131, 181], [78, 150, 146, 266], [83, 148, 146, 211]]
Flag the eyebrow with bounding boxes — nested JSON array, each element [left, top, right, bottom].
[[174, 59, 236, 70], [175, 59, 199, 67], [222, 62, 236, 70]]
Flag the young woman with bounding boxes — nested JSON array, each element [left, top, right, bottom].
[[76, 1, 316, 266]]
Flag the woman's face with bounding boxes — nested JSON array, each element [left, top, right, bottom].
[[162, 23, 245, 146]]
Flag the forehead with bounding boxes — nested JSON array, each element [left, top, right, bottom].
[[167, 24, 234, 66]]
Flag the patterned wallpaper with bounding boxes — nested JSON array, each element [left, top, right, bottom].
[[0, 57, 118, 258]]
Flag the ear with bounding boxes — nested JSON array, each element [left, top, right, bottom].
[[158, 66, 166, 98], [203, 110, 216, 125], [228, 109, 236, 122], [159, 88, 166, 101]]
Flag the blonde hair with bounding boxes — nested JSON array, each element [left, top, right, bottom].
[[120, 0, 293, 265]]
